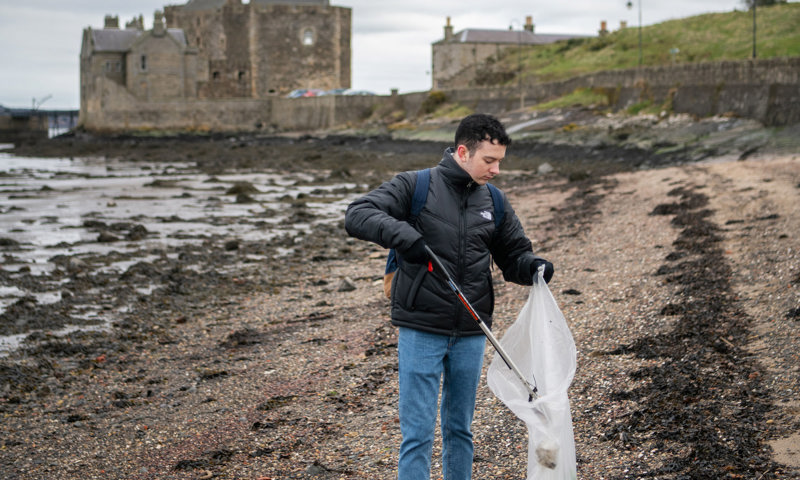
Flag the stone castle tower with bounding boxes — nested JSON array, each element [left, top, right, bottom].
[[80, 0, 351, 122], [163, 0, 351, 98]]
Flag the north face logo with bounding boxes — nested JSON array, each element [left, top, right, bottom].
[[480, 210, 493, 221]]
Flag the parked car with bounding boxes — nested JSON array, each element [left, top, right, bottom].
[[287, 89, 308, 98], [319, 88, 349, 96], [343, 89, 376, 96], [302, 89, 326, 97]]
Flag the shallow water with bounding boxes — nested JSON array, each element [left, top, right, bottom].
[[0, 151, 361, 354]]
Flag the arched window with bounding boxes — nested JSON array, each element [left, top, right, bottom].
[[302, 28, 314, 46]]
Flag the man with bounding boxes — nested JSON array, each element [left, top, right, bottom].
[[345, 113, 553, 479]]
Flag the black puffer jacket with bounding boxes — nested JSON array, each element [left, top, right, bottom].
[[345, 148, 540, 336]]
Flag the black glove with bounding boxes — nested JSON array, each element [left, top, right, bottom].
[[401, 238, 429, 265], [532, 258, 554, 284]]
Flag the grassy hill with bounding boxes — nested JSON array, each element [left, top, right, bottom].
[[504, 2, 800, 85]]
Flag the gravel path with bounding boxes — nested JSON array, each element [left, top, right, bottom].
[[1, 148, 798, 479]]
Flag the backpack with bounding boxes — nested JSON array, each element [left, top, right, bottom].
[[383, 168, 505, 298]]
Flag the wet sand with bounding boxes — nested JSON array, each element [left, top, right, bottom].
[[1, 116, 799, 478]]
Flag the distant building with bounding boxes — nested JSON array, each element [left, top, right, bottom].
[[80, 11, 197, 112], [79, 0, 351, 130], [431, 16, 590, 89]]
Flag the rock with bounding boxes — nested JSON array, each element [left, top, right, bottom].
[[538, 162, 554, 175], [305, 462, 328, 475], [97, 231, 119, 243], [337, 277, 357, 292], [126, 224, 148, 241], [0, 237, 20, 247], [67, 258, 87, 273], [235, 193, 256, 204], [536, 439, 559, 469], [226, 181, 260, 195], [83, 220, 107, 229], [110, 221, 135, 231]]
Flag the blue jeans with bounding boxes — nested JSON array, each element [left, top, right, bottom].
[[397, 327, 486, 480]]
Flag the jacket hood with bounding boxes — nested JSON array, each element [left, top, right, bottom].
[[438, 147, 475, 189]]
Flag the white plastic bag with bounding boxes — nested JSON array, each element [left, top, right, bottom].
[[487, 271, 577, 479]]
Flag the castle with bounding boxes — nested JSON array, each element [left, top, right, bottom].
[[79, 0, 352, 131], [78, 3, 799, 132]]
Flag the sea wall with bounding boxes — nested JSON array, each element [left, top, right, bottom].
[[436, 57, 800, 126], [79, 57, 800, 132]]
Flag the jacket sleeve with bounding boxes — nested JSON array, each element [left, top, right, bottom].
[[344, 172, 423, 252], [490, 193, 540, 285]]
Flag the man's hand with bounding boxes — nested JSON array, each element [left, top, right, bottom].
[[401, 238, 429, 265], [532, 258, 554, 284]]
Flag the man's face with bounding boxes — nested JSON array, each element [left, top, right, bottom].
[[456, 140, 505, 185]]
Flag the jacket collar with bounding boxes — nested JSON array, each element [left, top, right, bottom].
[[438, 147, 476, 190]]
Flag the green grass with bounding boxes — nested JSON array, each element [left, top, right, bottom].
[[533, 87, 610, 110], [430, 103, 474, 119], [500, 3, 800, 84]]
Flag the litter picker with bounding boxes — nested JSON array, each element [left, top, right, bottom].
[[424, 246, 539, 401]]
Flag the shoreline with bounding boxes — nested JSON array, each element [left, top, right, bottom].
[[1, 114, 799, 478]]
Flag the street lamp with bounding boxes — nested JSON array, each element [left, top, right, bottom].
[[752, 1, 757, 59], [510, 19, 523, 108], [626, 1, 643, 67]]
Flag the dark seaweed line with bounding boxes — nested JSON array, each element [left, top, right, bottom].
[[602, 184, 783, 479]]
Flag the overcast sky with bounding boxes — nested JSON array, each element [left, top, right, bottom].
[[0, 0, 761, 109]]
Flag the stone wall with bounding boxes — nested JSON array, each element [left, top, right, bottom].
[[126, 33, 193, 101], [432, 42, 513, 90], [434, 58, 800, 126], [80, 78, 377, 132], [80, 58, 800, 132], [0, 115, 48, 143]]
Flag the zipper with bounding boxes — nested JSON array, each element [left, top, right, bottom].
[[459, 183, 471, 281], [454, 181, 472, 333]]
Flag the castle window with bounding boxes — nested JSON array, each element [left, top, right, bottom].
[[140, 55, 147, 71], [212, 71, 220, 80], [115, 61, 122, 72], [302, 28, 314, 46], [238, 71, 245, 81], [104, 61, 112, 72]]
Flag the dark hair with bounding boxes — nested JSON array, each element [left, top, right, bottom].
[[454, 113, 511, 153]]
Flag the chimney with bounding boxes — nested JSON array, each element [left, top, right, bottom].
[[599, 20, 609, 36], [620, 20, 628, 29], [524, 15, 534, 33], [444, 17, 453, 41], [104, 15, 119, 29], [125, 14, 144, 30], [153, 10, 166, 36]]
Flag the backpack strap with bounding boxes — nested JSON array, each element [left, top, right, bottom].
[[409, 168, 431, 224], [486, 182, 505, 229], [385, 168, 431, 275]]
